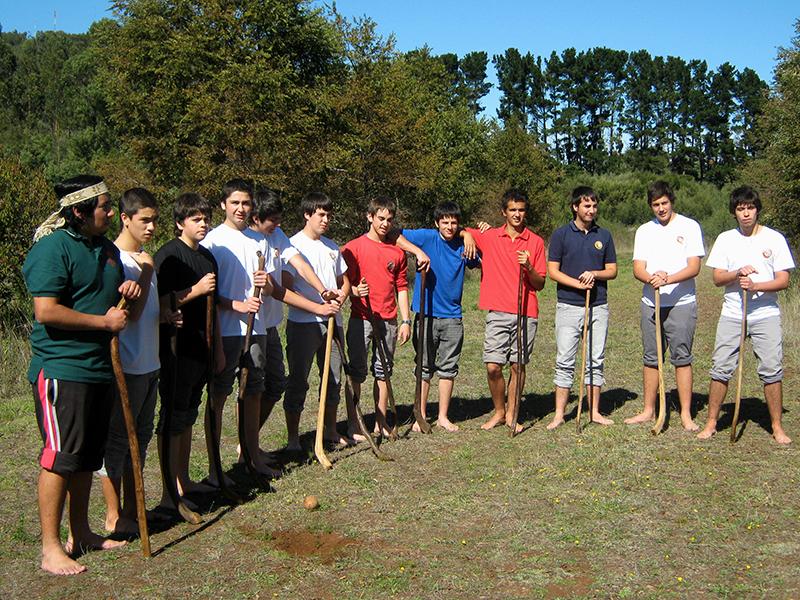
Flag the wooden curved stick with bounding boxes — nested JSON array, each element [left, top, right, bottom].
[[510, 266, 525, 437], [730, 292, 748, 443], [332, 328, 392, 461], [651, 289, 667, 435], [162, 292, 204, 524], [413, 269, 432, 434], [237, 251, 267, 482], [364, 293, 399, 440], [314, 316, 335, 469], [575, 289, 591, 434], [110, 299, 151, 557], [205, 294, 241, 503]]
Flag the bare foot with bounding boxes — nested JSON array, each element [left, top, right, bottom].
[[411, 421, 422, 433], [624, 412, 654, 425], [546, 417, 565, 431], [324, 433, 354, 447], [104, 513, 120, 533], [436, 418, 459, 432], [373, 425, 393, 438], [481, 412, 506, 430], [347, 428, 368, 443], [591, 413, 615, 426], [42, 546, 87, 575], [506, 421, 524, 434], [773, 427, 792, 445], [65, 533, 126, 557], [680, 416, 700, 432], [697, 426, 716, 440]]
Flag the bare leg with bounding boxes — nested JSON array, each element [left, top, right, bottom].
[[765, 382, 791, 444], [505, 363, 524, 433], [412, 379, 432, 432], [284, 411, 302, 451], [100, 475, 121, 532], [323, 403, 352, 445], [698, 379, 728, 439], [39, 470, 85, 575], [625, 366, 658, 424], [242, 393, 280, 477], [436, 378, 458, 432], [675, 365, 698, 431], [344, 384, 367, 442], [373, 379, 392, 437], [589, 385, 614, 425], [66, 472, 126, 555], [547, 386, 570, 430], [481, 363, 507, 430], [205, 392, 228, 484]]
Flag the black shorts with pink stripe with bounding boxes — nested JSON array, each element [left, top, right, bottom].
[[32, 371, 113, 474]]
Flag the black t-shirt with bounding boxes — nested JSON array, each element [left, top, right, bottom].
[[154, 238, 218, 361]]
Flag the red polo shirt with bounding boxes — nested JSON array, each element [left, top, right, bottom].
[[467, 226, 546, 318], [342, 234, 408, 320]]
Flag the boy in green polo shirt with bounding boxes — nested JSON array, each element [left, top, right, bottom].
[[24, 175, 141, 575]]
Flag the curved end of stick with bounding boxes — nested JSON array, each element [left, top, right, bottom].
[[729, 421, 740, 444], [650, 419, 665, 436], [314, 442, 333, 470], [178, 502, 204, 525]]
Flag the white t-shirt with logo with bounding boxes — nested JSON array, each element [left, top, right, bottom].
[[287, 230, 347, 325], [262, 227, 299, 329], [633, 213, 705, 307], [119, 251, 160, 375], [706, 225, 795, 322], [201, 224, 274, 336]]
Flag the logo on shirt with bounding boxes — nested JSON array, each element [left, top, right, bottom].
[[676, 235, 685, 244], [272, 248, 279, 259], [763, 248, 772, 259], [594, 241, 603, 250], [329, 252, 337, 261], [387, 260, 395, 272]]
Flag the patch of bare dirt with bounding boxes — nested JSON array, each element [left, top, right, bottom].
[[544, 549, 594, 599], [270, 529, 356, 563]]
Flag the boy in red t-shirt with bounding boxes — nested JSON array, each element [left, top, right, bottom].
[[343, 196, 425, 438], [467, 189, 547, 433]]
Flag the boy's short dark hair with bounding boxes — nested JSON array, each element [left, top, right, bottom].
[[647, 180, 675, 206], [729, 185, 762, 215], [55, 174, 105, 230], [501, 188, 529, 211], [253, 187, 283, 222], [119, 187, 158, 217], [433, 201, 461, 222], [221, 178, 253, 203], [367, 196, 397, 217], [173, 193, 212, 236], [300, 192, 333, 217], [570, 186, 598, 216]]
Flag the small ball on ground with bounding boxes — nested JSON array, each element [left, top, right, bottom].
[[303, 495, 319, 510]]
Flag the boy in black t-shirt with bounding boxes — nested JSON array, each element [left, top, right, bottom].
[[153, 193, 221, 509]]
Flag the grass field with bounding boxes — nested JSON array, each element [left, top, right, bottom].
[[1, 253, 799, 599]]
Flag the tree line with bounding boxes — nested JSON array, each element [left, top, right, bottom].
[[0, 1, 798, 329]]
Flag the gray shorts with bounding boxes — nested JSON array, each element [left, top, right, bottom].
[[347, 317, 397, 383], [413, 316, 464, 380], [284, 320, 342, 413], [213, 335, 267, 397], [554, 302, 609, 389], [710, 315, 783, 384], [99, 370, 159, 479], [263, 327, 287, 403], [640, 302, 696, 368], [483, 310, 538, 365]]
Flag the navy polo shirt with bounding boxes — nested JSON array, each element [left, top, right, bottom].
[[548, 221, 616, 306]]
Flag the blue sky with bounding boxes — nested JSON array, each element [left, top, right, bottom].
[[2, 1, 797, 115]]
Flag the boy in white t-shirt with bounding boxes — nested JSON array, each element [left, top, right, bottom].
[[99, 188, 163, 534], [200, 179, 277, 480], [284, 192, 355, 450], [248, 188, 340, 453], [626, 181, 705, 431], [698, 186, 795, 444]]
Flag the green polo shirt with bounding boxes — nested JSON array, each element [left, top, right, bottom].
[[23, 227, 124, 383]]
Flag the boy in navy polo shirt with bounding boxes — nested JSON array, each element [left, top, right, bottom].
[[546, 186, 617, 429], [396, 201, 479, 432]]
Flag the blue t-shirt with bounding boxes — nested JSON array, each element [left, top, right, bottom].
[[402, 229, 477, 318], [548, 221, 616, 306]]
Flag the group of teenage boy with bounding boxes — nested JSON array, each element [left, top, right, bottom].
[[24, 174, 794, 575]]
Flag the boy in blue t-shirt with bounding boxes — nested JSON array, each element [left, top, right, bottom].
[[397, 202, 478, 431]]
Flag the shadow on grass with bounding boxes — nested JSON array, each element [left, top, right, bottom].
[[715, 397, 789, 439]]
